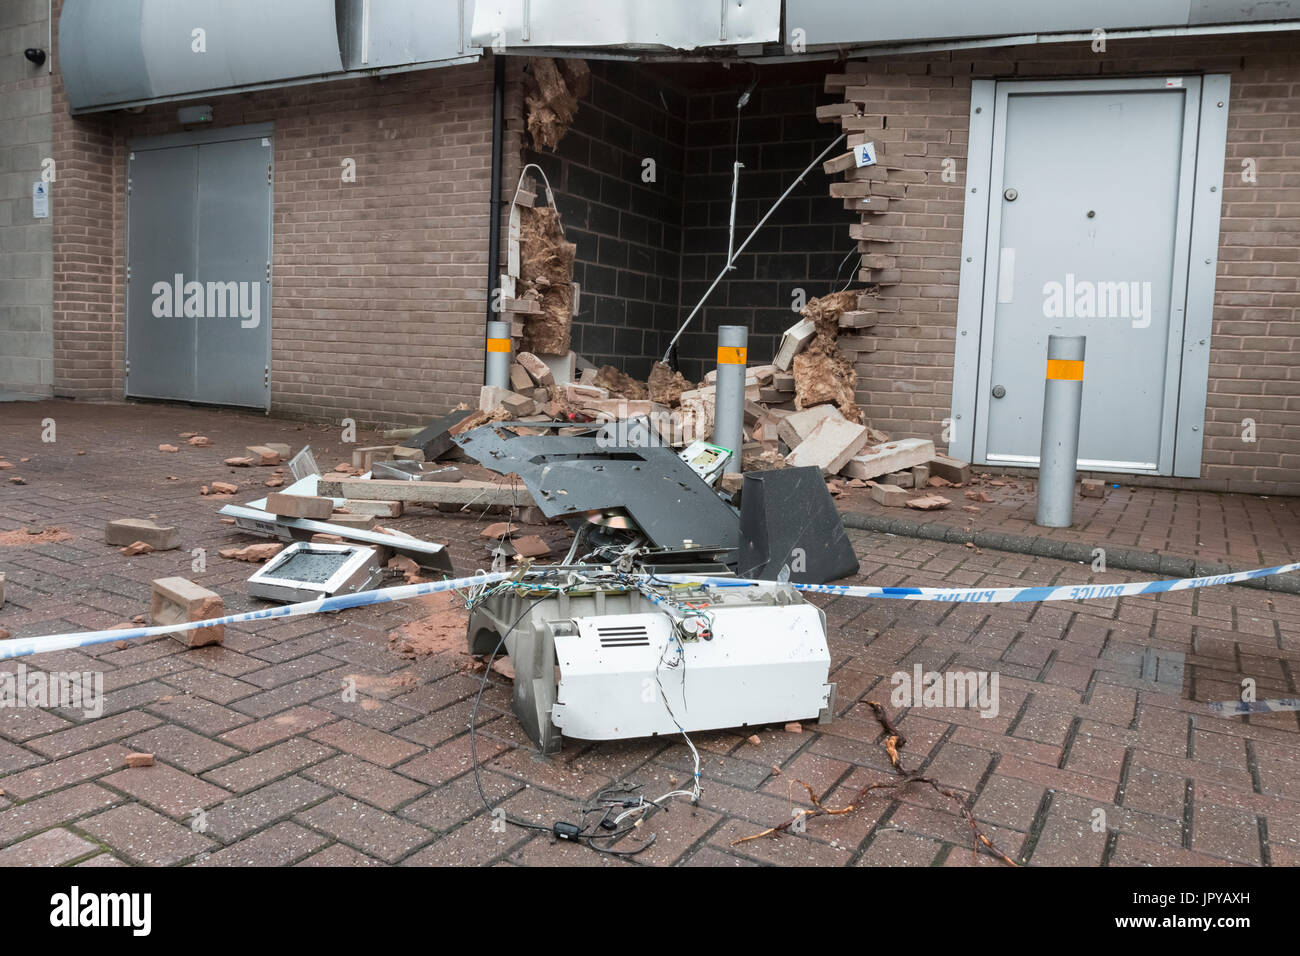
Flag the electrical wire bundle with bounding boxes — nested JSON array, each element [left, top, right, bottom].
[[465, 565, 706, 857]]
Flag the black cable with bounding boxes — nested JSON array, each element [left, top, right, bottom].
[[468, 589, 657, 856]]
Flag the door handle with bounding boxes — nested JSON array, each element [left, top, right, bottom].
[[992, 385, 1007, 399]]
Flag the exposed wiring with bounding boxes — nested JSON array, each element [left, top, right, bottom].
[[467, 569, 716, 855], [510, 163, 563, 237], [468, 585, 658, 856]]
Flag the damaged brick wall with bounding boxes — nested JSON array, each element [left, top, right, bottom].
[[818, 34, 1300, 494], [676, 77, 862, 383], [522, 61, 686, 380]]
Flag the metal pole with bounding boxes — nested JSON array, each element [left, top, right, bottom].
[[485, 320, 511, 389], [1035, 335, 1086, 528], [663, 133, 846, 363], [483, 54, 505, 380], [714, 325, 747, 475]]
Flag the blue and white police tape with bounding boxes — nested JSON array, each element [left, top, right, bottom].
[[0, 571, 511, 662], [650, 560, 1300, 604]]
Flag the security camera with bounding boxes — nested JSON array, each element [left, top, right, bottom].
[[24, 48, 46, 66]]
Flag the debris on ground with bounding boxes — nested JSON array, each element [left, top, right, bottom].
[[0, 527, 71, 547], [151, 577, 225, 647], [387, 592, 469, 658], [218, 543, 284, 563], [124, 753, 155, 768], [105, 518, 179, 552]]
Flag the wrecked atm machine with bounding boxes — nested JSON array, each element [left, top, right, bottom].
[[456, 417, 861, 753]]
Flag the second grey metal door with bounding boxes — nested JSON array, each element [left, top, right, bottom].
[[127, 127, 272, 408]]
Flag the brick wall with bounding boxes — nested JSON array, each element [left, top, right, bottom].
[[52, 59, 499, 425], [523, 61, 686, 379], [817, 33, 1300, 493], [0, 0, 53, 395], [677, 72, 860, 381]]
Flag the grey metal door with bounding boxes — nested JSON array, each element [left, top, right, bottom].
[[127, 127, 272, 408], [974, 78, 1200, 474]]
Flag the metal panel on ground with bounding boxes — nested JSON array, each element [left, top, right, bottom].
[[453, 424, 740, 552], [470, 0, 780, 50]]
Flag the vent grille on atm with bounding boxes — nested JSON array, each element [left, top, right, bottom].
[[597, 624, 650, 648]]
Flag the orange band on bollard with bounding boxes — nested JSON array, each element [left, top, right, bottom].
[[486, 338, 511, 353], [1045, 359, 1084, 381], [717, 346, 748, 365]]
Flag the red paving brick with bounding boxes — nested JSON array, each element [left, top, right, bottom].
[[2, 400, 1299, 866]]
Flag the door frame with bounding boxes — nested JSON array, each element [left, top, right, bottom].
[[125, 122, 274, 410], [949, 75, 1229, 477]]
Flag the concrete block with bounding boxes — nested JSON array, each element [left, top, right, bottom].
[[244, 445, 282, 465], [516, 351, 555, 386], [911, 464, 930, 487], [565, 382, 608, 404], [326, 512, 379, 529], [264, 443, 292, 459], [1081, 479, 1107, 498], [928, 454, 971, 484], [777, 404, 845, 450], [774, 318, 816, 372], [265, 493, 334, 520], [880, 470, 914, 488], [869, 483, 910, 507], [509, 362, 533, 391], [784, 417, 871, 476], [342, 499, 403, 517], [393, 446, 426, 462], [150, 577, 224, 647], [352, 445, 397, 469], [842, 438, 936, 481], [105, 518, 180, 551], [541, 352, 576, 386], [500, 392, 536, 416], [479, 385, 514, 413]]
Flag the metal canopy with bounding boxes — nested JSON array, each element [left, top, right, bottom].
[[336, 0, 480, 71], [470, 0, 781, 51], [60, 0, 345, 113], [784, 0, 1300, 50]]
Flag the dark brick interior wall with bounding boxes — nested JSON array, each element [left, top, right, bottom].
[[524, 62, 686, 380], [675, 79, 861, 381], [523, 62, 857, 383]]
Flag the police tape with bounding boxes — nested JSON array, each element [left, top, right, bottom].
[[5, 560, 1299, 662], [0, 571, 511, 662], [652, 560, 1300, 604]]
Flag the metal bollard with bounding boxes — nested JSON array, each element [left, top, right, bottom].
[[714, 325, 748, 475], [484, 320, 511, 389], [1035, 335, 1086, 528]]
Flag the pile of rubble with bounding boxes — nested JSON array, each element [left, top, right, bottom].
[[480, 285, 966, 506]]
